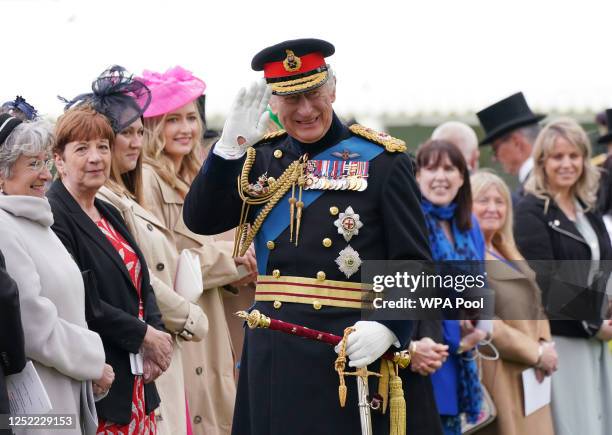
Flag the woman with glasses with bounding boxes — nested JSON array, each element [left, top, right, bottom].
[[0, 114, 112, 434]]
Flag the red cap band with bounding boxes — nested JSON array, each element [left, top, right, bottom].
[[263, 52, 326, 79]]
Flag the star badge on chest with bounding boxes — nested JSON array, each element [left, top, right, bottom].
[[334, 206, 363, 242], [335, 245, 362, 278]]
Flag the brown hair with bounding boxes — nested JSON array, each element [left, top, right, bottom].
[[54, 104, 115, 155], [106, 120, 145, 205], [416, 139, 473, 231]]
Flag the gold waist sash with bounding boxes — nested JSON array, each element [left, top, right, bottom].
[[255, 275, 370, 309]]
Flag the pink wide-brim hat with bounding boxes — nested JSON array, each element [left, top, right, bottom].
[[138, 66, 206, 118]]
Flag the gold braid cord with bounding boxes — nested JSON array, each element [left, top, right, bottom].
[[349, 124, 407, 153], [234, 147, 306, 257], [334, 327, 354, 408]]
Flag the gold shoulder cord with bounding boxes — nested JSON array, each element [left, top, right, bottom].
[[349, 124, 407, 153], [233, 147, 308, 257]]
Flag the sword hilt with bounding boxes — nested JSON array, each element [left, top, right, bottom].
[[235, 310, 271, 329]]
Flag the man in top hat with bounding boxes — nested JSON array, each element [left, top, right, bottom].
[[477, 92, 545, 203], [183, 38, 441, 434]]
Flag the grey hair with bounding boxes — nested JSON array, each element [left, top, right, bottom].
[[517, 123, 541, 144], [431, 121, 478, 153], [0, 120, 54, 178], [324, 65, 336, 91]]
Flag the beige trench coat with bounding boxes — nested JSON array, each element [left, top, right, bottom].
[[476, 259, 555, 435], [142, 164, 240, 435], [97, 186, 209, 435]]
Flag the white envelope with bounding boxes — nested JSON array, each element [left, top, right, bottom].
[[175, 249, 203, 303], [522, 368, 552, 416]]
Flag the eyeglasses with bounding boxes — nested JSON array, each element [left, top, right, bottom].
[[27, 159, 54, 173]]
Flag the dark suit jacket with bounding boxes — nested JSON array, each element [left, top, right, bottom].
[[0, 250, 26, 416], [47, 180, 164, 425], [515, 193, 612, 337]]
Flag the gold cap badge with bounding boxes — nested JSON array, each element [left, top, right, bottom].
[[283, 50, 302, 72]]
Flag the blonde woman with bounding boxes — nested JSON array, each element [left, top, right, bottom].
[[139, 67, 257, 435], [471, 170, 556, 435], [515, 117, 612, 435]]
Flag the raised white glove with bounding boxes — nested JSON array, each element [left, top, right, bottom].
[[214, 79, 271, 160], [335, 321, 399, 368]]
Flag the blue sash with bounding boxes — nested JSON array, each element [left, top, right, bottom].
[[254, 136, 384, 274]]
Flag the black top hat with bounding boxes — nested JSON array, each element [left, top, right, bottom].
[[476, 92, 546, 145], [597, 109, 612, 144]]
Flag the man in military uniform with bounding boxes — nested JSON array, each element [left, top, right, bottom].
[[184, 38, 441, 435]]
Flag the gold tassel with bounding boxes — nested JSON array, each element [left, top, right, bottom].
[[377, 360, 392, 414], [295, 199, 304, 246], [389, 366, 406, 435], [288, 184, 296, 242], [338, 382, 347, 408]]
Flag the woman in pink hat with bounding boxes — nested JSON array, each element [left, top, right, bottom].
[[139, 66, 257, 435]]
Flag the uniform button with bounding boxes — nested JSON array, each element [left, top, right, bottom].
[[194, 416, 202, 424], [322, 238, 332, 248], [274, 149, 283, 159], [330, 206, 339, 216], [147, 223, 154, 231], [267, 241, 275, 250], [272, 269, 281, 278], [267, 176, 276, 184], [316, 271, 326, 281], [273, 300, 282, 309], [313, 300, 322, 310], [195, 367, 203, 375], [156, 263, 165, 271]]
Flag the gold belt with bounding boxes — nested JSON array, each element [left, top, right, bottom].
[[255, 275, 370, 309]]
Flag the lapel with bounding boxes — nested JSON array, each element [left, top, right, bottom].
[[52, 180, 137, 292], [150, 169, 198, 242], [132, 200, 174, 242], [545, 200, 589, 247]]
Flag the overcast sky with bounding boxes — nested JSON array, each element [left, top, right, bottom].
[[3, 0, 611, 125]]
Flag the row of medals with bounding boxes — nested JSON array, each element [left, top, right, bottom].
[[304, 174, 368, 191]]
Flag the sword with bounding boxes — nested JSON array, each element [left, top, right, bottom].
[[235, 309, 410, 365], [236, 310, 409, 435]]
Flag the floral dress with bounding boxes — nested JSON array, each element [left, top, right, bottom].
[[96, 217, 157, 435]]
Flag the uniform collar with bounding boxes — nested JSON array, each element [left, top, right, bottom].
[[287, 112, 349, 157]]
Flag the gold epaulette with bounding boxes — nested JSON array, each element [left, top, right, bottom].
[[591, 153, 608, 167], [254, 129, 287, 146], [349, 124, 407, 153]]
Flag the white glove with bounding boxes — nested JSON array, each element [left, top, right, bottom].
[[335, 321, 399, 368], [214, 79, 271, 160]]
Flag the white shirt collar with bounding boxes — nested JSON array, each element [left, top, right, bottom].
[[518, 157, 534, 184]]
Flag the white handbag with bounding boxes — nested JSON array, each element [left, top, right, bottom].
[[174, 250, 203, 303]]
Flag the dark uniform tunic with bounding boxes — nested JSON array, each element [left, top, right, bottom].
[[184, 114, 443, 435]]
